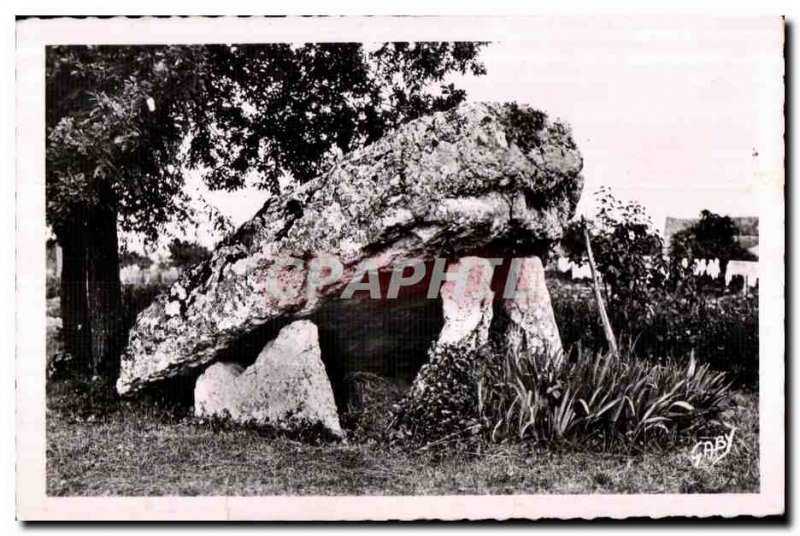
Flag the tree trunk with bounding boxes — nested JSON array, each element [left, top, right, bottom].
[[85, 206, 124, 383], [584, 228, 619, 357], [56, 208, 91, 373]]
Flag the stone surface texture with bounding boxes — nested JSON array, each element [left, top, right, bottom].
[[437, 257, 495, 348], [193, 320, 342, 437], [503, 256, 563, 361], [118, 102, 583, 395]]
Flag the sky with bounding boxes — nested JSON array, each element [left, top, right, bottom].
[[140, 18, 783, 253], [447, 19, 782, 230]]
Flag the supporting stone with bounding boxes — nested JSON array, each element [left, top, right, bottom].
[[502, 256, 563, 363], [404, 257, 495, 402], [437, 257, 495, 348], [194, 320, 343, 438]]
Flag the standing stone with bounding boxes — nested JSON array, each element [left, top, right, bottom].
[[404, 257, 494, 403], [438, 257, 495, 348], [118, 102, 584, 395], [193, 362, 244, 418], [503, 256, 563, 362], [194, 320, 343, 437]]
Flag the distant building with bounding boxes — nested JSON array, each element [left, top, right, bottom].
[[664, 215, 759, 292], [725, 260, 759, 289], [556, 256, 592, 280]]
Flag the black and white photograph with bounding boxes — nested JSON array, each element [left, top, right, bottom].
[[14, 13, 785, 520]]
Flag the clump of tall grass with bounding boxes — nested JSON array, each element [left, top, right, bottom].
[[478, 334, 733, 447]]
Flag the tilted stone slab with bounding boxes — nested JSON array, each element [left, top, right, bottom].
[[117, 102, 583, 395]]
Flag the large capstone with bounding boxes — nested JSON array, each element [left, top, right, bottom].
[[117, 102, 583, 395], [194, 320, 342, 437]]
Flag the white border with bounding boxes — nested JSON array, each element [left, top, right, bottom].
[[15, 15, 785, 521]]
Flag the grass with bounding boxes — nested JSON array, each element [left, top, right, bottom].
[[46, 377, 759, 496], [45, 285, 759, 496]]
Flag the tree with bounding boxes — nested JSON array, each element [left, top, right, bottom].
[[46, 43, 486, 383], [669, 210, 758, 279], [166, 239, 211, 271], [119, 249, 153, 270], [561, 188, 668, 333]]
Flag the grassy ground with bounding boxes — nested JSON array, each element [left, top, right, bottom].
[[46, 378, 759, 496]]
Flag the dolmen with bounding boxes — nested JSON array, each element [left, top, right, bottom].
[[116, 102, 584, 437]]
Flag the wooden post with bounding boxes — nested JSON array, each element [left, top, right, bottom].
[[584, 228, 619, 357]]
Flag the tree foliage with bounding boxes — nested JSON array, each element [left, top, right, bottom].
[[668, 210, 757, 265], [118, 249, 153, 270], [47, 46, 203, 239], [46, 42, 486, 240], [561, 188, 668, 331], [45, 42, 486, 382], [166, 239, 211, 271]]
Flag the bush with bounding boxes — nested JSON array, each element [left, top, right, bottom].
[[560, 189, 668, 330], [389, 343, 483, 445], [550, 286, 758, 386], [479, 335, 733, 448], [167, 239, 211, 271], [630, 293, 758, 385], [340, 372, 403, 441], [549, 283, 607, 356]]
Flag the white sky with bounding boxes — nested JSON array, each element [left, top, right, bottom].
[[449, 19, 783, 230], [142, 18, 783, 253]]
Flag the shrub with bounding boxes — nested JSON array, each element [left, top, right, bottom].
[[549, 283, 607, 356], [630, 293, 758, 385], [479, 334, 733, 448], [560, 189, 669, 331], [167, 238, 211, 271], [340, 372, 403, 441], [389, 343, 482, 445], [551, 285, 758, 386]]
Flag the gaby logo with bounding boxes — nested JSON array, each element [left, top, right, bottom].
[[689, 426, 736, 468]]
